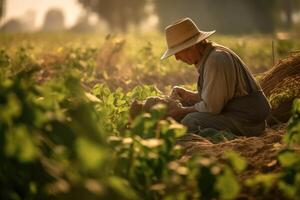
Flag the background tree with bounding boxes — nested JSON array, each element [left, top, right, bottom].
[[244, 0, 278, 33], [77, 0, 300, 34], [42, 8, 65, 32], [0, 18, 25, 32], [153, 0, 204, 31], [153, 0, 283, 34], [278, 0, 300, 29], [77, 0, 148, 32], [70, 13, 103, 33], [0, 0, 5, 21]]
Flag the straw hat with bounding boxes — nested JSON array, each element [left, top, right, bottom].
[[161, 18, 215, 60]]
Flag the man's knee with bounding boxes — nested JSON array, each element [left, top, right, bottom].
[[181, 112, 224, 133], [181, 112, 201, 133]]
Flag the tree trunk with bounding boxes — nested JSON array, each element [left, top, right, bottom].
[[283, 0, 293, 29]]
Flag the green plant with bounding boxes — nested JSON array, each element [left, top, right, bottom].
[[246, 99, 300, 199]]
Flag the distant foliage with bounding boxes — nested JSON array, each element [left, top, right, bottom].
[[77, 0, 147, 32], [70, 15, 101, 33], [0, 0, 4, 19], [278, 0, 300, 29], [42, 9, 65, 32], [154, 0, 278, 34], [0, 19, 26, 32], [77, 0, 300, 33]]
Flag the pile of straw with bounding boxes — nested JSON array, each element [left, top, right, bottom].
[[260, 53, 300, 124]]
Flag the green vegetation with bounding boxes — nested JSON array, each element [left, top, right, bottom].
[[246, 99, 300, 199], [0, 33, 300, 199]]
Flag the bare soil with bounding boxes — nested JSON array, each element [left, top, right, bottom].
[[177, 124, 286, 180], [177, 124, 287, 199]]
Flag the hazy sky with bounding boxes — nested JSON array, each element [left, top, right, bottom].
[[4, 0, 83, 27]]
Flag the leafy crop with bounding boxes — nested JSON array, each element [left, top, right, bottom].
[[246, 99, 300, 199], [0, 33, 300, 200], [0, 45, 250, 200], [0, 72, 248, 199]]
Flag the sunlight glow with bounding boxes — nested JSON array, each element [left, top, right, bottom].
[[4, 0, 83, 28]]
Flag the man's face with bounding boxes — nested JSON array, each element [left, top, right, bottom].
[[174, 45, 200, 65]]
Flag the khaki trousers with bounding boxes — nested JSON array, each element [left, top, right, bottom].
[[181, 112, 266, 137]]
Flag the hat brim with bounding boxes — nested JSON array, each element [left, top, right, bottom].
[[161, 30, 216, 60]]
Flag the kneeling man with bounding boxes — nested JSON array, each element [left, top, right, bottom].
[[161, 18, 271, 137]]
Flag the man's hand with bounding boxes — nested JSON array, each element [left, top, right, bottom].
[[170, 86, 189, 102], [167, 106, 184, 122], [170, 86, 200, 106]]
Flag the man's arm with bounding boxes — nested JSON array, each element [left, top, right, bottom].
[[194, 50, 237, 114], [168, 106, 197, 122]]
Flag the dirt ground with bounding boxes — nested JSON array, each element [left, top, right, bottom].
[[176, 124, 287, 199], [177, 124, 286, 176]]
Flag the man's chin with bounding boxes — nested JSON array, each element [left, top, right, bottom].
[[181, 60, 192, 65], [184, 61, 192, 65]]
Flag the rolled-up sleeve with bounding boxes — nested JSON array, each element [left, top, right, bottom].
[[194, 50, 237, 114]]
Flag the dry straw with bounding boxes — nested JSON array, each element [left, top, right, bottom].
[[260, 53, 300, 124]]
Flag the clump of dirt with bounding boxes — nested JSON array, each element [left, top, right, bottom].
[[129, 96, 183, 121], [260, 53, 300, 124]]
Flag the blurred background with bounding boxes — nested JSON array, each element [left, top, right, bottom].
[[0, 0, 300, 35]]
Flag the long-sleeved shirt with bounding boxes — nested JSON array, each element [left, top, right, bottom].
[[194, 43, 261, 114]]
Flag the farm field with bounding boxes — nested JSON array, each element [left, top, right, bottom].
[[1, 32, 300, 200]]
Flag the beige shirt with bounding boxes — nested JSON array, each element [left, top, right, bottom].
[[194, 43, 260, 114]]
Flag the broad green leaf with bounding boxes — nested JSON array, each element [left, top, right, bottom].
[[215, 167, 240, 200], [5, 125, 37, 162], [150, 103, 167, 120], [107, 93, 115, 105], [85, 92, 101, 103], [278, 181, 297, 199], [0, 93, 22, 123], [285, 99, 300, 146], [76, 138, 107, 170], [108, 176, 139, 200], [292, 99, 300, 114], [278, 151, 300, 167], [245, 173, 279, 190], [140, 138, 163, 148], [168, 123, 186, 138], [225, 151, 247, 173]]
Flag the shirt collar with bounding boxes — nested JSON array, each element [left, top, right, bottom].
[[196, 42, 216, 73]]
